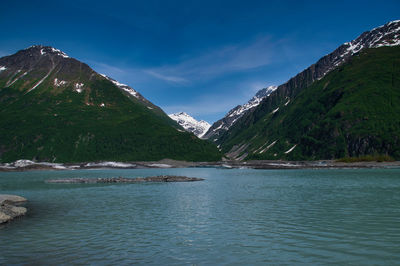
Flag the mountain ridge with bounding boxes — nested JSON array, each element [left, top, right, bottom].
[[215, 20, 400, 160], [207, 20, 400, 145], [0, 45, 221, 162], [0, 45, 164, 112], [203, 85, 277, 140]]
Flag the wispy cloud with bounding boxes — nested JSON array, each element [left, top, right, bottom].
[[81, 39, 282, 123], [84, 35, 290, 90], [87, 56, 275, 120], [146, 35, 278, 84], [86, 61, 128, 77], [145, 70, 188, 84], [85, 60, 151, 88], [87, 59, 188, 87]]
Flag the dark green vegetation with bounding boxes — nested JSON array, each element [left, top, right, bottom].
[[218, 46, 400, 160], [0, 47, 221, 162]]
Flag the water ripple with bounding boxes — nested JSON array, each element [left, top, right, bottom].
[[1, 168, 400, 264]]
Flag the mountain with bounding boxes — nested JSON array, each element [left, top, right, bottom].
[[203, 85, 277, 140], [0, 45, 221, 162], [215, 20, 400, 160], [168, 112, 211, 138]]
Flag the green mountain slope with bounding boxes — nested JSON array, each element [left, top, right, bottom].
[[0, 46, 221, 162], [219, 46, 400, 160]]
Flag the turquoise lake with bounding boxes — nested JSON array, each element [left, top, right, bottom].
[[1, 168, 400, 265]]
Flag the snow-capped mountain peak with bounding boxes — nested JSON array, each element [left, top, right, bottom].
[[169, 112, 211, 138], [343, 20, 400, 53], [25, 45, 70, 58], [203, 85, 277, 139], [320, 20, 400, 78], [227, 85, 277, 119]]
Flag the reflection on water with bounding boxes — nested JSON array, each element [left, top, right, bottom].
[[1, 168, 400, 264]]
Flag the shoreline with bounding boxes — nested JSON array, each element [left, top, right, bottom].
[[1, 159, 400, 172]]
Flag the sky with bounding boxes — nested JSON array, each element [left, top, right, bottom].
[[1, 0, 399, 123]]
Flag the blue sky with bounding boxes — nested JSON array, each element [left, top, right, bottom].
[[1, 0, 399, 123]]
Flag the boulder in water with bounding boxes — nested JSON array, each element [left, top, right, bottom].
[[0, 195, 27, 224]]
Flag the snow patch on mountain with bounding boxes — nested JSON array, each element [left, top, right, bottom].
[[74, 83, 84, 93], [26, 45, 70, 58], [54, 78, 67, 87], [120, 86, 139, 98], [285, 144, 297, 154], [100, 74, 139, 99], [50, 47, 69, 58], [6, 71, 25, 87], [27, 67, 54, 93], [0, 66, 7, 72], [320, 20, 400, 79], [227, 86, 277, 119], [169, 112, 211, 138], [344, 21, 400, 52], [109, 79, 127, 87]]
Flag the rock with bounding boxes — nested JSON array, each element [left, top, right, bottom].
[[0, 194, 27, 205], [0, 194, 27, 224], [0, 212, 12, 223], [46, 175, 204, 184]]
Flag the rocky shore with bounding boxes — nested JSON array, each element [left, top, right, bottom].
[[46, 175, 204, 184], [0, 195, 27, 224], [2, 159, 400, 171], [214, 160, 400, 169]]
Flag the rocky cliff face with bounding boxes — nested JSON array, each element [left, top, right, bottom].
[[204, 21, 400, 142], [269, 20, 400, 100], [215, 20, 400, 145], [215, 20, 400, 160]]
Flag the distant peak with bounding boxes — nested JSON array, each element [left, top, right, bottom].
[[170, 112, 189, 117], [169, 112, 211, 138]]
